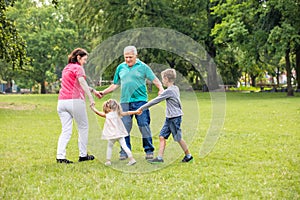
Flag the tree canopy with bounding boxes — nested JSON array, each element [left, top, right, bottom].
[[1, 0, 299, 95]]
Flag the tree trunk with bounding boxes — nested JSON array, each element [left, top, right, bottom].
[[285, 47, 294, 96], [205, 3, 219, 91], [250, 75, 257, 87], [40, 81, 46, 94], [207, 58, 219, 90], [296, 47, 300, 90], [276, 67, 280, 87]]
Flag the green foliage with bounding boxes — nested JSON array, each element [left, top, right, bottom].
[[73, 0, 210, 89], [1, 0, 299, 94], [211, 0, 300, 91], [0, 0, 27, 70], [0, 93, 299, 198], [6, 0, 84, 93], [229, 85, 260, 92]]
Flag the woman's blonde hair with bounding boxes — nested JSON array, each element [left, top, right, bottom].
[[102, 99, 123, 116]]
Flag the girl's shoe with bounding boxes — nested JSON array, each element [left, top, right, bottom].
[[105, 161, 111, 166], [127, 160, 136, 166], [56, 159, 73, 164]]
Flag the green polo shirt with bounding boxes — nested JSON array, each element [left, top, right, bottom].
[[113, 59, 156, 103]]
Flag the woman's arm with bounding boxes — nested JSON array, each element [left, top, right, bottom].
[[78, 77, 94, 106], [89, 87, 103, 99]]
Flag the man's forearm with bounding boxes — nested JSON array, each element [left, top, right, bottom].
[[152, 78, 164, 93], [101, 84, 119, 95]]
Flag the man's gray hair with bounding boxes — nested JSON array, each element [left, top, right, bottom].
[[124, 46, 138, 55]]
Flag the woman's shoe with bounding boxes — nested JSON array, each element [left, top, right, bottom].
[[78, 154, 95, 162]]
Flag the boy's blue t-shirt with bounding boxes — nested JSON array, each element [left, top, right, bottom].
[[113, 59, 156, 103]]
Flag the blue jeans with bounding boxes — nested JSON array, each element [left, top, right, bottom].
[[120, 101, 154, 156], [160, 116, 182, 142]]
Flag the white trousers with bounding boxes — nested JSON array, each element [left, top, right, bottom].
[[107, 137, 132, 160], [57, 99, 89, 159]]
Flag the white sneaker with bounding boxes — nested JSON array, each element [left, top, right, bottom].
[[105, 161, 111, 166], [127, 160, 136, 166]]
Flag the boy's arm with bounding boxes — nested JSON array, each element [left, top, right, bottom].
[[90, 106, 106, 118], [139, 90, 169, 111]]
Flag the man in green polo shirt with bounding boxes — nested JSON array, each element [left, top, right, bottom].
[[101, 46, 164, 160]]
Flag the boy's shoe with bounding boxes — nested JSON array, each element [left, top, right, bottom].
[[78, 154, 95, 162], [105, 161, 111, 166], [148, 157, 164, 164], [56, 159, 73, 164], [145, 153, 154, 160], [182, 155, 193, 163], [127, 159, 137, 166]]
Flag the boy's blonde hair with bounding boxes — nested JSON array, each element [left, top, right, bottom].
[[102, 99, 123, 116], [161, 68, 176, 82]]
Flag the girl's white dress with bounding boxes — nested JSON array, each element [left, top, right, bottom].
[[102, 111, 128, 140]]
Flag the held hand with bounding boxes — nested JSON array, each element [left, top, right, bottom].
[[90, 104, 95, 109], [90, 100, 95, 107], [94, 91, 103, 99], [158, 88, 164, 95], [90, 105, 97, 114], [137, 109, 143, 115]]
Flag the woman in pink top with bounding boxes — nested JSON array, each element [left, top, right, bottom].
[[56, 48, 101, 164]]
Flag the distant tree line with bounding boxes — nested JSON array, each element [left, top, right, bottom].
[[0, 0, 299, 96]]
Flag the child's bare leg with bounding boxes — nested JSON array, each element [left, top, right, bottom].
[[158, 136, 166, 158], [178, 139, 190, 155], [178, 139, 193, 162]]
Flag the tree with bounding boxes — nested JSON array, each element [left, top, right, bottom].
[[7, 0, 82, 93], [211, 0, 271, 86], [72, 0, 216, 90], [211, 0, 300, 95], [0, 0, 28, 81], [265, 0, 300, 96]]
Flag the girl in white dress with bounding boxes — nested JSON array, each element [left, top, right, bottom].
[[91, 99, 138, 166]]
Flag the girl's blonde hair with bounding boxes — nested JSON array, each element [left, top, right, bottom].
[[102, 99, 123, 116]]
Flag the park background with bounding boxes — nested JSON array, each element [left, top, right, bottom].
[[1, 0, 300, 199], [1, 0, 300, 95]]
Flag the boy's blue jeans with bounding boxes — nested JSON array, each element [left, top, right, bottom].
[[120, 101, 154, 156]]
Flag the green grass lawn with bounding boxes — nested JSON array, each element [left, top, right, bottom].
[[0, 92, 299, 199]]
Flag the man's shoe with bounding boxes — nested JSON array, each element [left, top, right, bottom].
[[182, 155, 193, 163], [145, 153, 154, 160], [119, 155, 128, 160], [78, 154, 95, 162], [148, 157, 164, 164], [56, 159, 73, 164]]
